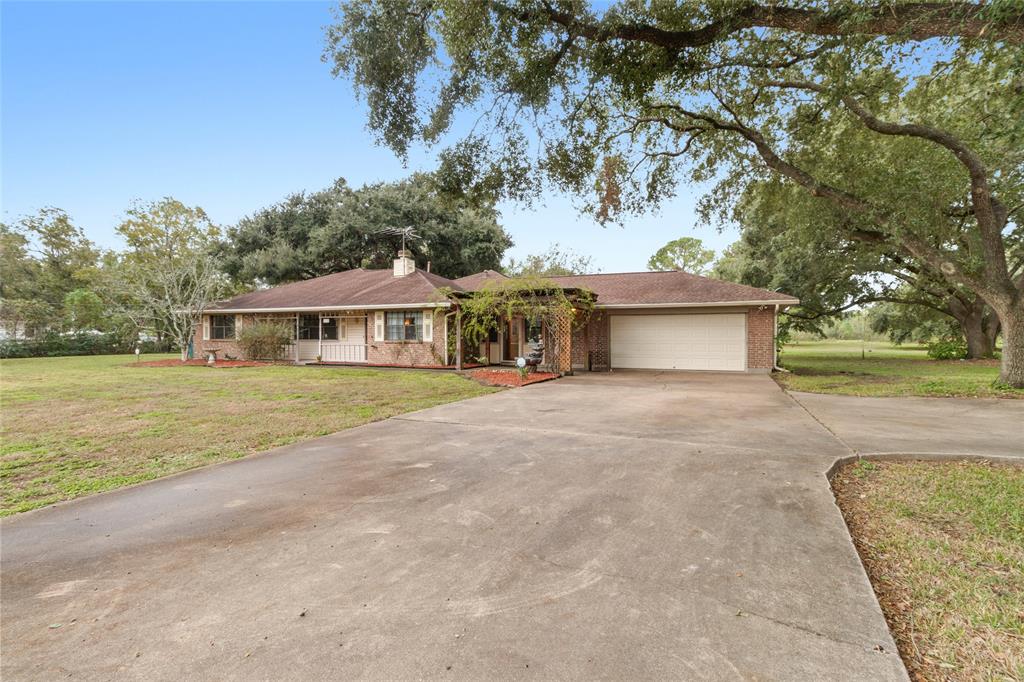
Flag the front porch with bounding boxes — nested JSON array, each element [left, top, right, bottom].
[[288, 313, 367, 364]]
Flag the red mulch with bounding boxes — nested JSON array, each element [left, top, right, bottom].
[[468, 368, 559, 387], [131, 359, 271, 368]]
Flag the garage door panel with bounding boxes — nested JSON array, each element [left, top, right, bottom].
[[610, 314, 746, 371]]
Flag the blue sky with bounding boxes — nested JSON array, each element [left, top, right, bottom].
[[2, 1, 735, 272]]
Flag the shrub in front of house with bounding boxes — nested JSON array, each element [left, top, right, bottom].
[[237, 321, 293, 361], [926, 338, 968, 360]]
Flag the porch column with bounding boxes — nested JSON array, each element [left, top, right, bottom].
[[294, 314, 299, 364], [455, 308, 463, 372]]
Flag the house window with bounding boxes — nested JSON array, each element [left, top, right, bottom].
[[298, 314, 320, 340], [210, 314, 235, 340], [321, 317, 338, 341], [385, 311, 422, 341]]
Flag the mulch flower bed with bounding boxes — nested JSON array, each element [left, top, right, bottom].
[[131, 359, 271, 368], [318, 362, 485, 370], [468, 368, 559, 387]]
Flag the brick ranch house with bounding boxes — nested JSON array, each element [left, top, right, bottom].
[[193, 250, 798, 374]]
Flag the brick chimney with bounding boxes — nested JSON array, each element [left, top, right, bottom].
[[393, 249, 415, 277]]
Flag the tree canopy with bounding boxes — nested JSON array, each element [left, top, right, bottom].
[[0, 209, 102, 338], [504, 243, 594, 277], [326, 0, 1024, 385], [218, 174, 513, 285], [647, 237, 714, 274]]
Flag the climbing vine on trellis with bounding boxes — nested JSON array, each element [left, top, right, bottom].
[[443, 276, 595, 371]]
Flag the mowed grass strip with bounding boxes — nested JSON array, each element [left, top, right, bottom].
[[0, 354, 497, 516], [833, 460, 1024, 681], [777, 340, 1022, 399]]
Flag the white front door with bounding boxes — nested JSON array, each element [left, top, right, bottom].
[[610, 313, 746, 371]]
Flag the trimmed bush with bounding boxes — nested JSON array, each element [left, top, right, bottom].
[[237, 321, 292, 361], [926, 338, 968, 360]]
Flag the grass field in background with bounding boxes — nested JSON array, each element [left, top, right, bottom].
[[777, 340, 1021, 398], [833, 460, 1024, 680], [0, 354, 496, 516]]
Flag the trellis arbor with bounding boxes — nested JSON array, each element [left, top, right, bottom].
[[447, 277, 596, 375]]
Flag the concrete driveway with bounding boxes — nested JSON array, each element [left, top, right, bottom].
[[791, 391, 1024, 459], [2, 372, 915, 680]]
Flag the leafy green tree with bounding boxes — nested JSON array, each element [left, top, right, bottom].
[[504, 243, 593, 277], [62, 289, 107, 333], [110, 198, 229, 357], [868, 300, 961, 346], [647, 237, 714, 274], [219, 174, 513, 285], [0, 209, 100, 337], [716, 167, 1008, 358], [326, 2, 1024, 385]]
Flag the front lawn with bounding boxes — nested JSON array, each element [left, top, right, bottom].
[[0, 354, 496, 516], [833, 460, 1024, 680], [776, 340, 1022, 398]]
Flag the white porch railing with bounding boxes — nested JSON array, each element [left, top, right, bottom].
[[319, 343, 367, 363]]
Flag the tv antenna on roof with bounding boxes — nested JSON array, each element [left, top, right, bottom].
[[379, 225, 422, 254]]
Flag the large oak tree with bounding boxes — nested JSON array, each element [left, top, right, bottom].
[[325, 1, 1024, 386], [219, 174, 513, 285]]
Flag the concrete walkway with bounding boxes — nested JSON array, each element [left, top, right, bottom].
[[12, 372, 1014, 680]]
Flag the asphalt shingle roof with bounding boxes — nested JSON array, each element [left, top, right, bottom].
[[209, 268, 796, 311], [547, 271, 798, 306], [209, 268, 461, 310]]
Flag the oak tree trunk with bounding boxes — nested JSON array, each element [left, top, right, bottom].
[[997, 307, 1024, 388], [960, 312, 996, 359]]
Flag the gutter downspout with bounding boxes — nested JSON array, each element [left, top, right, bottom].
[[773, 304, 789, 373]]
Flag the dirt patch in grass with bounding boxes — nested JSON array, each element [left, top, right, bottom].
[[468, 368, 559, 387], [833, 459, 1024, 680]]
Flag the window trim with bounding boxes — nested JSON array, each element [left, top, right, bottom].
[[384, 310, 424, 342], [209, 314, 236, 341]]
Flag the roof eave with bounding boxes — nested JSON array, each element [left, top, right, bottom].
[[207, 302, 452, 314], [596, 300, 799, 309]]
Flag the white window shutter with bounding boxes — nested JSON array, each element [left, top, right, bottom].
[[202, 316, 210, 341], [422, 310, 433, 342], [339, 318, 347, 341], [374, 311, 384, 341], [234, 314, 241, 339]]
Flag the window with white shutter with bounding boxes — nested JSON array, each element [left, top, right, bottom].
[[203, 316, 210, 341], [374, 311, 384, 341], [422, 311, 433, 342]]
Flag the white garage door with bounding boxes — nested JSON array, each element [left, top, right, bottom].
[[610, 313, 746, 371]]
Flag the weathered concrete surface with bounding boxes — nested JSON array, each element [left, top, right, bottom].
[[2, 372, 906, 680], [791, 391, 1024, 459]]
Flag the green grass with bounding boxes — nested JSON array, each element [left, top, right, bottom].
[[0, 354, 497, 516], [833, 460, 1024, 680], [776, 340, 1022, 399]]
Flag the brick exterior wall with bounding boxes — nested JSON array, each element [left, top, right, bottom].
[[366, 309, 448, 366], [746, 306, 776, 372], [571, 311, 610, 371]]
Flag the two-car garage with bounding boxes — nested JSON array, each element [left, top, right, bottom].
[[609, 312, 747, 371]]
